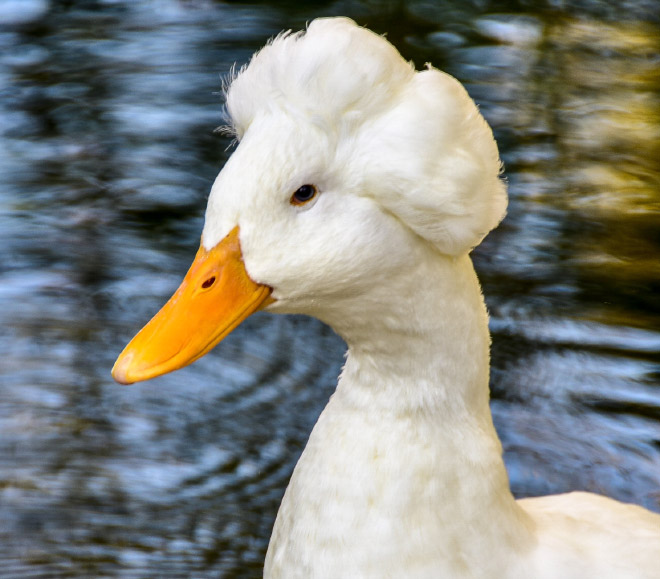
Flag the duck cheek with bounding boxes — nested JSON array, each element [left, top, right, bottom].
[[112, 226, 272, 385]]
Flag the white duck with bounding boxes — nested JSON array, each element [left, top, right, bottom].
[[112, 17, 660, 579]]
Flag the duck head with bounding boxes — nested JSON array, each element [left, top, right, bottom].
[[112, 17, 507, 385]]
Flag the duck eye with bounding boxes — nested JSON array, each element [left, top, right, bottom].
[[201, 276, 216, 289], [290, 184, 318, 206]]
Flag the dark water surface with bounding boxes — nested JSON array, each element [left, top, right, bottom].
[[1, 0, 659, 577]]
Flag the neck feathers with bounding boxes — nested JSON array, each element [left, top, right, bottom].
[[332, 251, 492, 419], [265, 250, 534, 577]]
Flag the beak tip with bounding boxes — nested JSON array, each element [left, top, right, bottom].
[[112, 352, 135, 385]]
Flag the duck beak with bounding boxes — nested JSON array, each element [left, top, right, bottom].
[[112, 226, 272, 385]]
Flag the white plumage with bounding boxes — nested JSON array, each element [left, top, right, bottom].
[[205, 17, 506, 258], [116, 16, 660, 578]]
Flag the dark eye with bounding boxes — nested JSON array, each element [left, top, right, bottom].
[[290, 184, 318, 206]]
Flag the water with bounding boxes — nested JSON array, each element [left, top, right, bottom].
[[1, 1, 659, 577]]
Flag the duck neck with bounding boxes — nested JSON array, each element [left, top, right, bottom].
[[266, 250, 534, 576], [320, 249, 528, 528], [330, 250, 494, 421]]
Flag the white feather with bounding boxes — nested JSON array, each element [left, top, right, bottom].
[[201, 17, 660, 578]]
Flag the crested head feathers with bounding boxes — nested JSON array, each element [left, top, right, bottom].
[[223, 17, 507, 256]]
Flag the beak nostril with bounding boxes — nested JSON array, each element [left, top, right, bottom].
[[201, 276, 216, 289]]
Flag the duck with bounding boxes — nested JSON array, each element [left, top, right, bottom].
[[111, 17, 660, 579]]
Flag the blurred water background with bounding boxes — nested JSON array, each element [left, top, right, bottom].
[[1, 0, 659, 577]]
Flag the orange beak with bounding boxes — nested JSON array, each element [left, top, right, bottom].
[[111, 226, 272, 385]]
